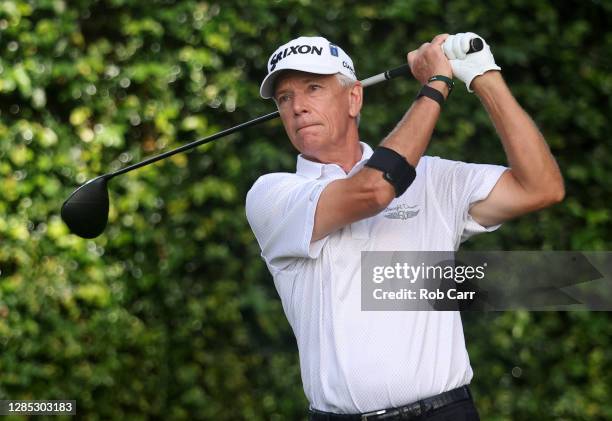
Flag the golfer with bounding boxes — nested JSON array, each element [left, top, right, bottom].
[[246, 33, 563, 421]]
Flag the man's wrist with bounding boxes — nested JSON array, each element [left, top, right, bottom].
[[416, 85, 445, 107], [471, 70, 503, 95], [428, 75, 454, 97]]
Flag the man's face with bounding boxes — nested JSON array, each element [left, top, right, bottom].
[[273, 71, 360, 162]]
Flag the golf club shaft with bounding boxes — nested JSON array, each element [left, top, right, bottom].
[[108, 110, 280, 179], [107, 65, 412, 180]]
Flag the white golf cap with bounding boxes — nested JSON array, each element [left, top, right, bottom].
[[259, 36, 357, 99]]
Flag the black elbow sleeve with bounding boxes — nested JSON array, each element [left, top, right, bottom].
[[365, 147, 416, 197]]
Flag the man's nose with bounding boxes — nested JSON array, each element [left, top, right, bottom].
[[292, 93, 309, 115]]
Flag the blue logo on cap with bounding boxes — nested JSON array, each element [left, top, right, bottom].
[[329, 44, 338, 57]]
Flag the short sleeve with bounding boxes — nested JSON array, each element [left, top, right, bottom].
[[245, 173, 333, 272], [425, 157, 507, 247]]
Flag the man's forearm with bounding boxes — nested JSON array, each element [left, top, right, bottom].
[[473, 72, 564, 199], [348, 81, 449, 209], [381, 80, 449, 166], [345, 34, 453, 209]]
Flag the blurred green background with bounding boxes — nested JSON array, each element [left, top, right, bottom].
[[1, 0, 611, 419]]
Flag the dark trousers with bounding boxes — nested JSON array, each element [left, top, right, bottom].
[[417, 398, 480, 420]]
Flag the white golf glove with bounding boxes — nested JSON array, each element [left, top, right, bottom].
[[443, 32, 501, 92]]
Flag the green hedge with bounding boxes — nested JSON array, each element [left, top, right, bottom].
[[0, 0, 610, 419]]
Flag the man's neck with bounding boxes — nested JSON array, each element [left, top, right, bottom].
[[302, 142, 362, 173], [301, 127, 363, 173]]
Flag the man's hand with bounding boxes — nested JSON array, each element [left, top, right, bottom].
[[443, 32, 501, 92], [408, 34, 452, 86]]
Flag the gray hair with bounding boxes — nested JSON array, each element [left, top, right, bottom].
[[335, 73, 361, 127], [336, 73, 356, 88]]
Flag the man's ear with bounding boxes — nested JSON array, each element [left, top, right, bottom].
[[348, 81, 363, 118]]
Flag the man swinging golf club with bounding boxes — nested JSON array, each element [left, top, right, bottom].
[[246, 33, 564, 420]]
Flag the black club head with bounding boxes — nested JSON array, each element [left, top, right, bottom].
[[61, 176, 110, 239]]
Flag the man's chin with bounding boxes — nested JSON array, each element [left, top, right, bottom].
[[299, 137, 328, 155]]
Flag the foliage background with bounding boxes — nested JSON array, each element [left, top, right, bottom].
[[0, 0, 611, 419]]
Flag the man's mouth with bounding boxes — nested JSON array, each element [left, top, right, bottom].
[[297, 123, 320, 133]]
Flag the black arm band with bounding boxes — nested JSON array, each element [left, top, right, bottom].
[[365, 147, 416, 197], [416, 84, 445, 107], [428, 75, 454, 95]]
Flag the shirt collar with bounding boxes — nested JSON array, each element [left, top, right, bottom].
[[296, 142, 374, 179]]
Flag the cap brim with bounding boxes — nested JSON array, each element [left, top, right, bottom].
[[259, 69, 285, 99]]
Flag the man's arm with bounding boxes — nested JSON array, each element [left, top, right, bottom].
[[467, 71, 565, 227], [313, 86, 448, 241], [312, 34, 452, 241]]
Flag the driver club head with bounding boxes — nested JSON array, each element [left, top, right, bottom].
[[61, 176, 110, 239]]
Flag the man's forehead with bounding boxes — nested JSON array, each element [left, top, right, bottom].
[[274, 71, 335, 92]]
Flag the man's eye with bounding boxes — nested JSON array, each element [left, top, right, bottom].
[[309, 84, 322, 91], [277, 94, 290, 103]]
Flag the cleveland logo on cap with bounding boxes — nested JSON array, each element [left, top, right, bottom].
[[269, 44, 324, 71]]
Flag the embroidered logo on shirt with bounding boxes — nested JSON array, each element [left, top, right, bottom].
[[383, 204, 420, 220]]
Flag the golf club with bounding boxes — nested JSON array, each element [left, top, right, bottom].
[[61, 38, 484, 239]]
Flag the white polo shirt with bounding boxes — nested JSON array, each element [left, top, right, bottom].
[[245, 142, 507, 414]]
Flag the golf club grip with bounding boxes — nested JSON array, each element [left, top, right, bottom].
[[361, 37, 483, 87], [467, 37, 484, 54], [387, 64, 410, 80], [359, 64, 409, 87]]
